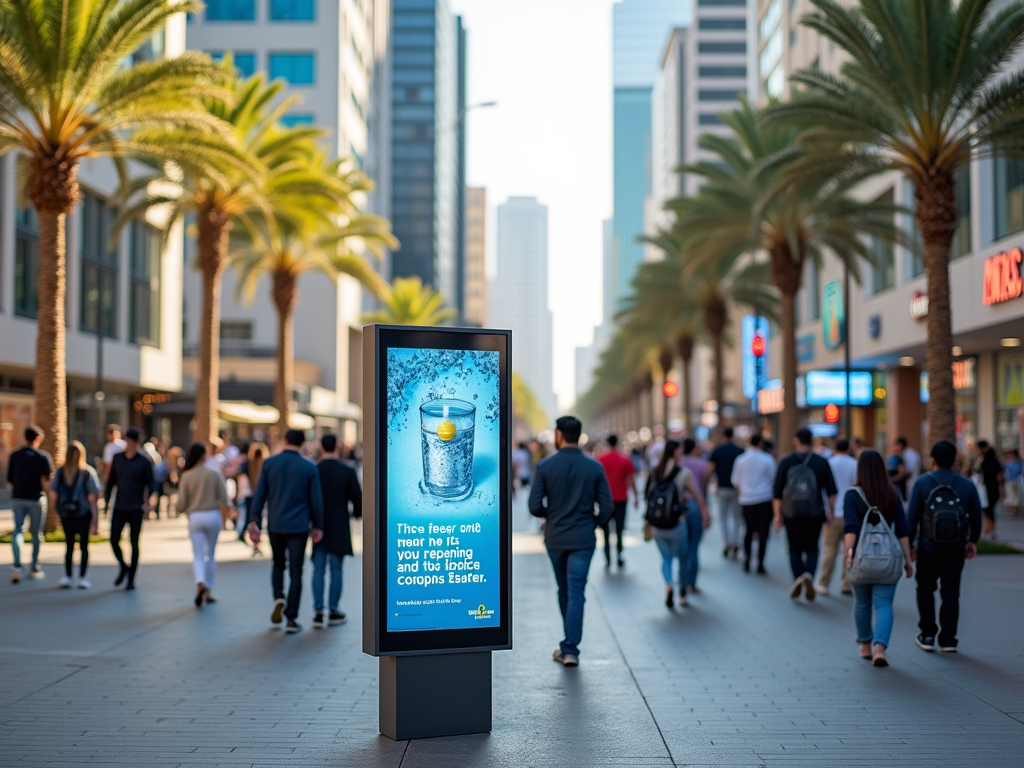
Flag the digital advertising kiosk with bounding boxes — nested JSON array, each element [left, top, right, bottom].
[[362, 325, 512, 740]]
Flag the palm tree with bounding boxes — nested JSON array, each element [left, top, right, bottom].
[[233, 146, 396, 437], [772, 0, 1024, 444], [667, 99, 904, 443], [362, 277, 458, 326], [0, 0, 222, 468], [116, 74, 308, 442]]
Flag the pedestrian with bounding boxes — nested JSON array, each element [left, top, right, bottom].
[[513, 441, 533, 496], [528, 416, 613, 667], [238, 442, 268, 552], [105, 427, 154, 590], [975, 440, 1003, 539], [705, 426, 745, 559], [150, 440, 170, 519], [100, 424, 126, 485], [843, 449, 914, 667], [246, 429, 324, 634], [1003, 448, 1022, 518], [731, 434, 776, 575], [7, 424, 54, 583], [888, 438, 910, 502], [645, 426, 667, 473], [903, 438, 922, 487], [773, 428, 838, 601], [311, 434, 362, 629], [820, 438, 858, 595], [48, 440, 99, 588], [678, 438, 710, 594], [166, 445, 183, 516], [176, 442, 230, 608], [907, 441, 982, 653], [596, 434, 635, 569], [646, 440, 707, 609]]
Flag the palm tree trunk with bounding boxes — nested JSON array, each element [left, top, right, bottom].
[[659, 349, 673, 429], [712, 331, 725, 417], [678, 335, 694, 433], [272, 270, 298, 439], [916, 172, 959, 445], [194, 208, 230, 444], [779, 288, 799, 447], [29, 158, 78, 533], [703, 297, 728, 418]]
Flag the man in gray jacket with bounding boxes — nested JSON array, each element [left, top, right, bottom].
[[529, 416, 613, 667]]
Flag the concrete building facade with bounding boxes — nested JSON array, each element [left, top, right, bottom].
[[463, 187, 487, 327]]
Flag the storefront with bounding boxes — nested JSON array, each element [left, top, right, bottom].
[[996, 350, 1024, 452], [920, 356, 979, 451]]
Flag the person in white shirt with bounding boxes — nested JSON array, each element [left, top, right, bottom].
[[731, 434, 777, 574], [101, 425, 127, 484], [901, 438, 922, 486], [819, 438, 859, 594]]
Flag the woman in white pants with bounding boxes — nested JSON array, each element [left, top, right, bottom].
[[176, 443, 229, 607]]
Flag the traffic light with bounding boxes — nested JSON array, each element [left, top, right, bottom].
[[663, 381, 679, 397], [751, 334, 765, 358], [824, 403, 840, 424]]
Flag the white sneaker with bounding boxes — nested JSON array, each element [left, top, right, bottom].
[[76, 577, 92, 589], [58, 576, 73, 589], [29, 566, 45, 579]]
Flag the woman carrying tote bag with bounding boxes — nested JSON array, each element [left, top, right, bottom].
[[843, 450, 914, 667]]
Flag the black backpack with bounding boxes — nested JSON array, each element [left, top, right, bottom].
[[782, 452, 819, 518], [921, 475, 969, 545], [56, 471, 88, 518], [645, 468, 684, 529]]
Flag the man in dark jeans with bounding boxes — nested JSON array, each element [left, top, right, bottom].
[[772, 428, 837, 602], [906, 440, 981, 653], [705, 427, 745, 559], [7, 425, 54, 583], [248, 429, 323, 634], [105, 427, 154, 590], [596, 434, 635, 569], [529, 416, 613, 667]]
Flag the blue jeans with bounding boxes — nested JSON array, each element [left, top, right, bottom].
[[11, 499, 45, 568], [653, 522, 689, 588], [853, 582, 898, 648], [684, 502, 703, 589], [311, 548, 343, 612], [547, 547, 594, 657]]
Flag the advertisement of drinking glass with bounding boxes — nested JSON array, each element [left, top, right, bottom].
[[363, 325, 512, 656]]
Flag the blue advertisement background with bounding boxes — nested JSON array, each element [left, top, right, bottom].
[[386, 347, 501, 632]]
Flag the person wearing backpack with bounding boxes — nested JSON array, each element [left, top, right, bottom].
[[646, 440, 708, 610], [772, 428, 838, 601], [48, 441, 100, 588], [842, 450, 914, 667], [906, 440, 982, 653]]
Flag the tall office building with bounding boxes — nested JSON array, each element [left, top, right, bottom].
[[490, 198, 557, 419], [389, 0, 467, 317], [463, 187, 487, 327], [183, 0, 388, 442]]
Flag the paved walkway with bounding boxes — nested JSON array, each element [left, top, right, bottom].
[[1, 498, 1022, 767]]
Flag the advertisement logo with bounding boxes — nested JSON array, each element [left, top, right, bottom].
[[470, 604, 494, 620], [822, 280, 845, 350], [982, 247, 1023, 306]]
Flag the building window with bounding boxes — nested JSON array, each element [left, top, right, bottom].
[[269, 0, 314, 21], [280, 113, 315, 127], [204, 0, 255, 21], [209, 51, 257, 77], [350, 34, 364, 68], [699, 89, 742, 102], [765, 66, 784, 98], [993, 157, 1024, 241], [268, 52, 315, 84], [350, 89, 364, 120], [760, 28, 783, 76], [870, 191, 896, 294], [15, 206, 39, 318], [807, 260, 821, 321], [698, 41, 746, 54], [129, 221, 161, 346], [699, 18, 746, 31], [760, 0, 782, 39], [698, 113, 724, 126], [80, 192, 118, 338], [699, 66, 747, 78], [349, 142, 364, 170], [220, 321, 253, 343]]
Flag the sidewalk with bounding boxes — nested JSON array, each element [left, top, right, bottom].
[[0, 497, 1022, 767]]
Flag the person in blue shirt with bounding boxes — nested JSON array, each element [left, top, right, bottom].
[[906, 440, 982, 653], [529, 416, 613, 667], [247, 429, 324, 634]]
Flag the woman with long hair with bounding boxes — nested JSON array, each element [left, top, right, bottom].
[[177, 442, 229, 607], [239, 442, 268, 555], [647, 439, 708, 610], [48, 441, 100, 588], [843, 449, 914, 667]]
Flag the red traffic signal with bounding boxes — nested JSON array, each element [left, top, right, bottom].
[[663, 381, 679, 398], [824, 403, 840, 424], [752, 334, 765, 357]]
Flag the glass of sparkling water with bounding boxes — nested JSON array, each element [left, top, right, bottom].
[[420, 398, 476, 499]]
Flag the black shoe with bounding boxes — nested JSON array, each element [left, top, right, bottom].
[[731, 546, 740, 560], [757, 564, 767, 575], [743, 560, 751, 573], [114, 565, 128, 586], [722, 547, 730, 558], [329, 611, 347, 626], [125, 582, 136, 591], [285, 619, 301, 634], [938, 640, 958, 653], [617, 558, 625, 568], [915, 634, 936, 652], [665, 587, 674, 610], [312, 611, 325, 629]]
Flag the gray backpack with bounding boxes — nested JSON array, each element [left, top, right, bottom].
[[847, 488, 904, 585]]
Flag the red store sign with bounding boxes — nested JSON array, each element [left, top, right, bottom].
[[982, 247, 1024, 306], [909, 291, 929, 322]]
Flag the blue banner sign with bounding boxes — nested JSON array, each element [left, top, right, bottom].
[[800, 370, 873, 406]]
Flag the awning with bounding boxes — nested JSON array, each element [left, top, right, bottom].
[[217, 400, 314, 430]]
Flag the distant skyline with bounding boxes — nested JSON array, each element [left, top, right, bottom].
[[451, 0, 614, 411]]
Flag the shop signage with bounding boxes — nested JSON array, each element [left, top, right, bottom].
[[919, 356, 976, 403], [822, 280, 845, 350], [982, 247, 1023, 306], [868, 315, 881, 339], [757, 380, 784, 414], [741, 315, 770, 399], [800, 370, 873, 407], [797, 334, 816, 363], [909, 291, 929, 322]]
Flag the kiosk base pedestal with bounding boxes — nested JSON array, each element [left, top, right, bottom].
[[379, 652, 492, 740]]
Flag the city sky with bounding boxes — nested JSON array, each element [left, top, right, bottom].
[[452, 0, 613, 411]]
